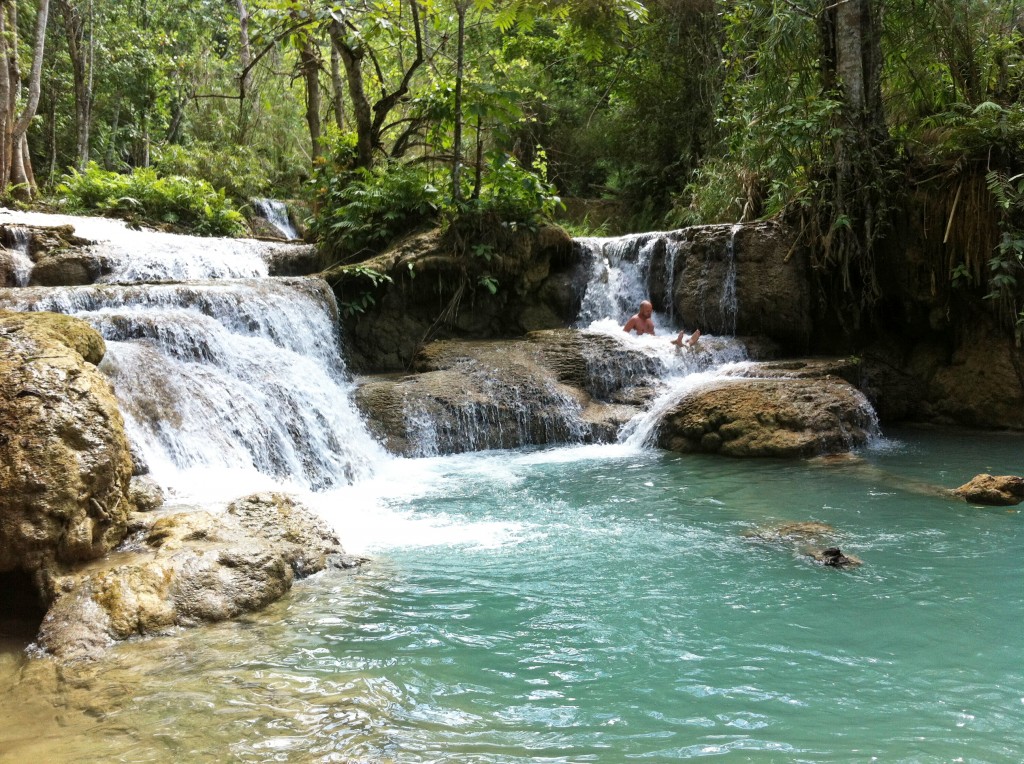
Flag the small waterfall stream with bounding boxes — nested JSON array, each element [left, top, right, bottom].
[[719, 223, 741, 335], [252, 198, 300, 240], [5, 225, 33, 286]]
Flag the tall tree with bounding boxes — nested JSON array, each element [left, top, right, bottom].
[[56, 0, 93, 170], [0, 0, 51, 195]]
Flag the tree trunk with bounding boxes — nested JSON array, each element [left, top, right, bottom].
[[300, 38, 322, 162], [332, 24, 375, 169], [5, 0, 50, 195], [816, 0, 891, 318], [235, 0, 252, 142], [330, 36, 346, 129], [452, 0, 467, 203], [0, 7, 11, 187], [57, 0, 91, 170], [329, 0, 424, 170]]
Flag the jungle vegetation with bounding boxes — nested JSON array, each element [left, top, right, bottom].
[[3, 0, 1024, 332]]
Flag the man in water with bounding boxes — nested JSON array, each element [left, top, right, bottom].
[[623, 299, 701, 348], [623, 300, 656, 335]]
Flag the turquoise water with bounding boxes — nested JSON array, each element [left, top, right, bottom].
[[1, 427, 1022, 763]]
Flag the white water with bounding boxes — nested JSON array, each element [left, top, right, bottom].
[[5, 225, 33, 286], [0, 208, 305, 283], [0, 210, 385, 497], [252, 198, 300, 240]]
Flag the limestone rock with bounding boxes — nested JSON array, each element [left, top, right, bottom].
[[356, 338, 597, 456], [657, 377, 876, 458], [328, 225, 579, 373], [35, 495, 363, 661], [670, 221, 812, 352], [953, 474, 1024, 506], [0, 311, 133, 579], [227, 492, 361, 576], [262, 243, 323, 276], [128, 476, 165, 512], [30, 250, 112, 286], [927, 328, 1024, 429]]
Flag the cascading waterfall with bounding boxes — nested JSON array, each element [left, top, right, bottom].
[[5, 225, 33, 286], [402, 376, 589, 458], [252, 198, 300, 241], [0, 208, 311, 283], [0, 211, 385, 495], [572, 228, 758, 446], [575, 232, 668, 327], [719, 223, 741, 335]]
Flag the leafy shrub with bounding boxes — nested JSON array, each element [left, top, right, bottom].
[[465, 151, 563, 223], [310, 162, 443, 263], [56, 163, 247, 236], [152, 143, 276, 202]]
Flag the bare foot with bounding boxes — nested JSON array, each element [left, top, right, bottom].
[[686, 329, 701, 347]]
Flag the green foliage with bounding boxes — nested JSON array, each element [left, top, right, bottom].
[[152, 143, 278, 202], [55, 163, 246, 236], [464, 150, 563, 224], [328, 263, 394, 318], [310, 162, 443, 263], [981, 169, 1024, 340]]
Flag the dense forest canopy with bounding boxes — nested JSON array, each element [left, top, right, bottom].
[[3, 0, 1024, 331]]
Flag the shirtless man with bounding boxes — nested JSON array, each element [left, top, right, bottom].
[[623, 300, 656, 335]]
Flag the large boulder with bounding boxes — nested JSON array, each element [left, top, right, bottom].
[[656, 375, 876, 458], [953, 474, 1024, 506], [670, 221, 812, 352], [0, 311, 134, 584], [0, 223, 103, 287], [354, 336, 624, 456], [35, 493, 362, 661], [325, 225, 578, 373]]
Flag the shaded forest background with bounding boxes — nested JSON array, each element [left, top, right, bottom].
[[4, 0, 1024, 338]]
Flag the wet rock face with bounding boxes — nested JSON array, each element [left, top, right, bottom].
[[352, 331, 666, 456], [328, 225, 578, 373], [35, 493, 363, 661], [671, 222, 812, 352], [657, 376, 876, 458], [0, 311, 133, 577], [953, 474, 1024, 506]]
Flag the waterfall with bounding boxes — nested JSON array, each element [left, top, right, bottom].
[[662, 234, 684, 324], [719, 223, 741, 336], [0, 210, 385, 495], [402, 378, 589, 457], [252, 198, 300, 241], [0, 208, 315, 283], [575, 233, 668, 326], [5, 225, 33, 286]]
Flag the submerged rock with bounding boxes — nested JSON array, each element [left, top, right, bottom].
[[953, 474, 1024, 506], [744, 520, 863, 569], [657, 376, 876, 458], [809, 547, 863, 567], [35, 493, 364, 661], [0, 311, 134, 585], [743, 521, 836, 544]]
